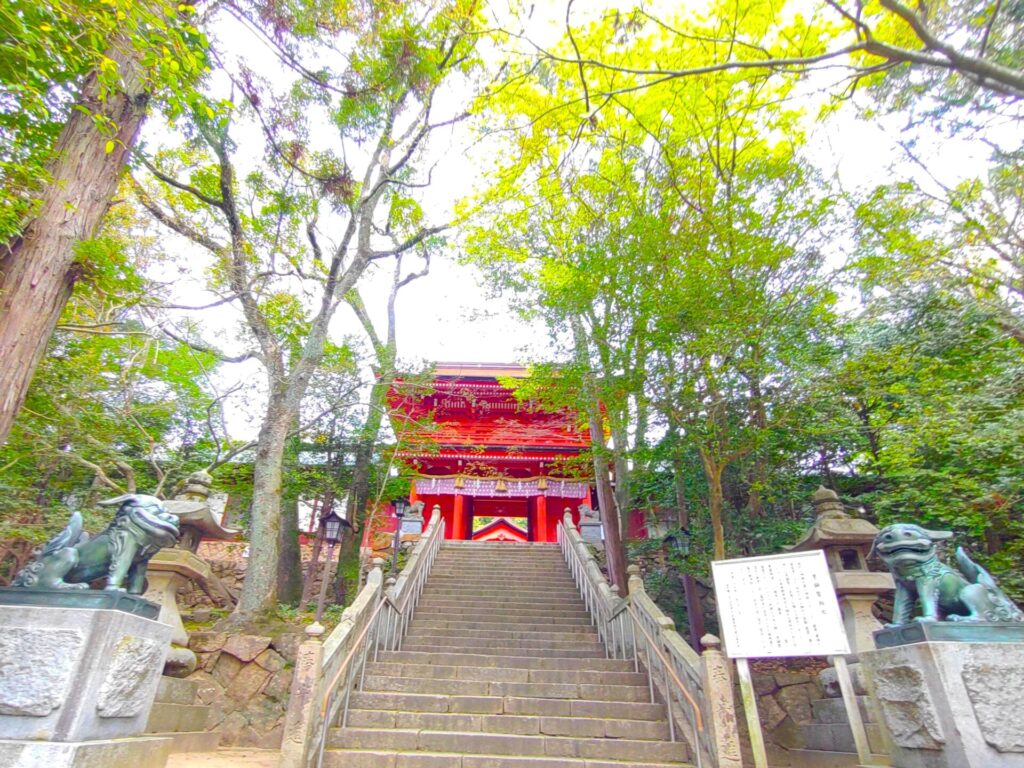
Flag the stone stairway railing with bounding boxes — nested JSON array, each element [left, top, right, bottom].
[[279, 515, 445, 768], [558, 512, 743, 768]]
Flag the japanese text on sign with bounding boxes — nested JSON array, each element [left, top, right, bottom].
[[711, 550, 851, 659]]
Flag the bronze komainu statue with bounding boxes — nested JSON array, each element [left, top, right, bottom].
[[871, 523, 1024, 625], [13, 494, 180, 594]]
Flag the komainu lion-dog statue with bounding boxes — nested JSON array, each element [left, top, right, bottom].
[[12, 494, 180, 594], [871, 522, 1024, 626]]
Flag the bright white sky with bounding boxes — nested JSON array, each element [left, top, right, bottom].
[[140, 0, 990, 440]]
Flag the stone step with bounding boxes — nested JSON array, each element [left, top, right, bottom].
[[441, 542, 560, 549], [424, 582, 581, 592], [788, 748, 891, 768], [427, 571, 576, 579], [801, 722, 887, 754], [433, 567, 569, 573], [430, 568, 574, 575], [345, 709, 671, 740], [322, 750, 692, 768], [416, 605, 588, 618], [148, 730, 221, 753], [361, 675, 651, 701], [434, 561, 568, 568], [405, 632, 600, 647], [349, 692, 665, 720], [415, 593, 581, 606], [330, 727, 689, 763], [434, 557, 569, 561], [400, 640, 607, 657], [417, 601, 588, 613], [379, 651, 633, 672], [413, 615, 593, 629], [410, 622, 598, 636], [145, 702, 209, 733], [433, 560, 569, 567], [366, 662, 647, 687], [155, 676, 199, 706], [417, 596, 587, 608]]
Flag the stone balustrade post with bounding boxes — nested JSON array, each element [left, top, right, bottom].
[[279, 622, 325, 768], [699, 633, 743, 768]]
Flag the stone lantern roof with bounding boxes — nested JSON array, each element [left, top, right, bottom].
[[787, 486, 881, 551]]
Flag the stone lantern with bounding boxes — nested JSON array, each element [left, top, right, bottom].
[[787, 486, 894, 655], [145, 471, 240, 676]]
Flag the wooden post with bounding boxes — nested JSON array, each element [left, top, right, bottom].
[[736, 657, 768, 768], [453, 494, 466, 540], [536, 495, 548, 543], [682, 572, 705, 652], [831, 654, 872, 764]]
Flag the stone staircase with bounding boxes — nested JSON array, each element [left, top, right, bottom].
[[323, 541, 694, 767], [146, 675, 220, 752]]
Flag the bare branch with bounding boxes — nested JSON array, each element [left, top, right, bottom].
[[155, 320, 261, 364], [369, 225, 447, 260], [139, 156, 226, 210]]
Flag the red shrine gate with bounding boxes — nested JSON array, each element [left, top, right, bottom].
[[388, 363, 592, 543]]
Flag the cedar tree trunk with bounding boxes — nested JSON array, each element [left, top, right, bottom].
[[0, 41, 149, 444]]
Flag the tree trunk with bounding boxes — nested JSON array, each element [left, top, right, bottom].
[[671, 450, 690, 530], [345, 373, 390, 528], [235, 403, 292, 619], [331, 532, 358, 606], [0, 39, 149, 445], [611, 422, 632, 540], [700, 450, 727, 561], [276, 429, 303, 604], [571, 317, 628, 593]]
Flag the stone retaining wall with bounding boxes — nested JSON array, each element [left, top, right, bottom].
[[186, 631, 303, 748], [735, 659, 828, 765]]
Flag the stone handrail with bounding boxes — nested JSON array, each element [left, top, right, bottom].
[[627, 565, 743, 768], [557, 512, 627, 653], [279, 514, 444, 768], [559, 512, 742, 768]]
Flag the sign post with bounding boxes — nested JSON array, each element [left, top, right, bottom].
[[712, 550, 869, 767]]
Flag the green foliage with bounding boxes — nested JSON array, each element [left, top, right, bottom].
[[834, 290, 1024, 596], [0, 0, 208, 241]]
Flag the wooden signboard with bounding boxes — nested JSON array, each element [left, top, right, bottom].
[[712, 551, 869, 767], [712, 550, 851, 659]]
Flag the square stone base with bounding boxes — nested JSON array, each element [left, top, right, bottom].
[[861, 641, 1024, 767], [0, 736, 171, 768], [0, 605, 171, 742]]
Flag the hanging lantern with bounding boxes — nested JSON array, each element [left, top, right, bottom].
[[495, 478, 508, 492], [454, 475, 465, 489], [537, 476, 548, 490]]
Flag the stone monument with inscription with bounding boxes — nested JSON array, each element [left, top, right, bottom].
[[577, 504, 603, 545], [0, 496, 179, 767]]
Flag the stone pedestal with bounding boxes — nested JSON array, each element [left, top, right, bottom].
[[0, 604, 172, 768], [0, 735, 172, 768], [861, 640, 1024, 767], [580, 521, 603, 544], [401, 513, 424, 536], [144, 549, 213, 677]]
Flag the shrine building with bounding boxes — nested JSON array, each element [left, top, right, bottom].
[[387, 363, 593, 543]]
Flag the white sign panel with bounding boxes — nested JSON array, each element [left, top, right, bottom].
[[712, 550, 850, 659]]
